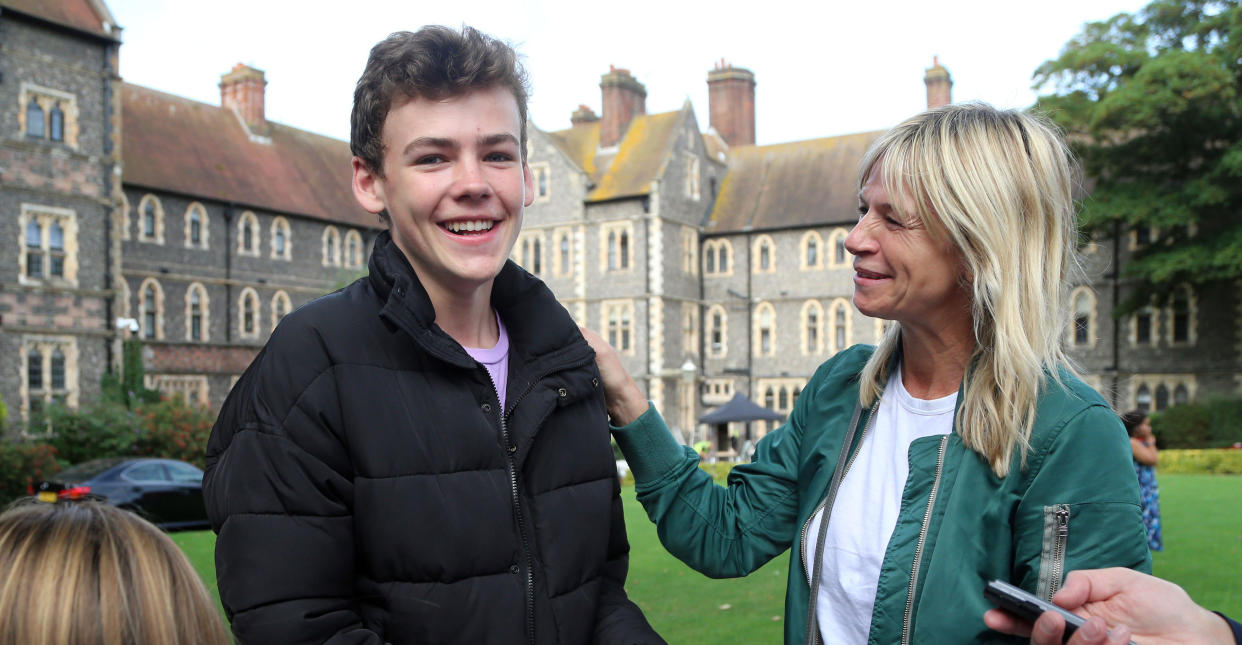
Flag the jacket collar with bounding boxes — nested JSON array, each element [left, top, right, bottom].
[[367, 230, 593, 372]]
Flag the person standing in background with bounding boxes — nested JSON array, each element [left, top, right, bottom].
[[1123, 410, 1162, 551]]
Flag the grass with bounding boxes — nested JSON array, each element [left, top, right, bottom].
[[176, 473, 1240, 638]]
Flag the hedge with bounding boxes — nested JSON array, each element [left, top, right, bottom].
[[1151, 398, 1242, 449], [1158, 449, 1242, 475]]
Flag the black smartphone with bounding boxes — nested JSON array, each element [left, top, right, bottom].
[[984, 579, 1137, 645]]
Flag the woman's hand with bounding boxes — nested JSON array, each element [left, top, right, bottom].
[[580, 326, 650, 426], [983, 568, 1233, 645]]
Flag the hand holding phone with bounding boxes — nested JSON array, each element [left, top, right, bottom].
[[984, 580, 1138, 645]]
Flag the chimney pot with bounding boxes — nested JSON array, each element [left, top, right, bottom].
[[599, 66, 647, 147], [220, 63, 267, 128], [571, 104, 600, 126]]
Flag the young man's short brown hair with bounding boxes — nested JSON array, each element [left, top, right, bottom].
[[350, 25, 530, 180]]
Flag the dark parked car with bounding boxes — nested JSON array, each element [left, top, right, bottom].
[[36, 457, 208, 531]]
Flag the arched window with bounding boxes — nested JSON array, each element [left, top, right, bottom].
[[238, 288, 260, 339], [1070, 287, 1096, 347], [322, 226, 341, 266], [764, 387, 775, 410], [829, 228, 849, 267], [47, 221, 65, 278], [1135, 384, 1152, 413], [618, 230, 629, 270], [718, 241, 729, 273], [50, 349, 65, 390], [754, 302, 775, 357], [800, 231, 823, 270], [185, 283, 209, 342], [1173, 383, 1189, 406], [753, 235, 775, 274], [271, 291, 292, 331], [25, 219, 42, 278], [49, 103, 64, 142], [828, 299, 853, 353], [704, 245, 716, 274], [26, 97, 44, 138], [185, 203, 208, 249], [1169, 286, 1192, 343], [1155, 384, 1170, 411], [270, 217, 291, 260], [138, 194, 163, 243], [835, 307, 846, 350], [345, 230, 364, 268], [138, 278, 164, 340], [532, 237, 542, 275], [607, 231, 618, 270], [801, 300, 823, 355], [237, 211, 259, 256], [27, 348, 42, 391]]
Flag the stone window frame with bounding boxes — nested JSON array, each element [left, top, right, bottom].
[[238, 287, 261, 340], [553, 227, 574, 278], [827, 228, 850, 269], [799, 230, 824, 271], [184, 202, 209, 250], [702, 238, 733, 277], [138, 277, 166, 340], [184, 282, 210, 342], [18, 203, 78, 287], [344, 230, 364, 268], [828, 298, 853, 354], [685, 153, 701, 201], [117, 279, 131, 318], [515, 230, 544, 276], [19, 335, 79, 427], [706, 304, 728, 358], [1129, 297, 1160, 348], [17, 82, 79, 148], [681, 302, 699, 359], [530, 162, 551, 203], [118, 193, 131, 241], [753, 301, 776, 357], [322, 226, 341, 267], [752, 235, 776, 274], [270, 216, 292, 261], [1128, 374, 1197, 413], [756, 377, 806, 436], [600, 221, 635, 273], [137, 194, 165, 245], [702, 378, 734, 405], [237, 211, 260, 257], [601, 299, 636, 356], [1069, 286, 1098, 348], [1166, 284, 1197, 347], [800, 300, 824, 356], [148, 375, 209, 408], [271, 290, 292, 332], [681, 225, 698, 276], [1129, 224, 1158, 250]]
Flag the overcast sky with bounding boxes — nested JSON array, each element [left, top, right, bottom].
[[105, 1, 1150, 146]]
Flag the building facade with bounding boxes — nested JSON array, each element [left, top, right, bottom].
[[3, 1, 1238, 447]]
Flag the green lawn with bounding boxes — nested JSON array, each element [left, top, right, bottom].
[[176, 473, 1240, 639]]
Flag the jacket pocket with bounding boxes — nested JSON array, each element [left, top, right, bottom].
[[1037, 504, 1070, 599]]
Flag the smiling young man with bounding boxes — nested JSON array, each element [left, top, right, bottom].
[[204, 27, 662, 645]]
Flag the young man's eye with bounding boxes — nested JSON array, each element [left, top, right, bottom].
[[415, 154, 446, 165], [484, 151, 515, 162]]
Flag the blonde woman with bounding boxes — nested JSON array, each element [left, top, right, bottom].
[[586, 103, 1151, 644], [0, 499, 229, 645]]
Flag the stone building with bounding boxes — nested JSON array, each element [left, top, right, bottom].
[[3, 0, 1237, 446]]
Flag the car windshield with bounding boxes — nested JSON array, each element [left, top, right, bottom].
[[54, 457, 131, 481]]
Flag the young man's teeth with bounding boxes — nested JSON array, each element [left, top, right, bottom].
[[446, 220, 494, 234]]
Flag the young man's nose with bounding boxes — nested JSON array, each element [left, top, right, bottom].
[[451, 158, 492, 199]]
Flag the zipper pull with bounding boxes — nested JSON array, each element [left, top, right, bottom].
[[1055, 509, 1069, 538]]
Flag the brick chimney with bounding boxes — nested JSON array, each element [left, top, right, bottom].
[[571, 104, 599, 127], [707, 59, 755, 147], [924, 56, 953, 109], [599, 66, 646, 148], [220, 63, 267, 127]]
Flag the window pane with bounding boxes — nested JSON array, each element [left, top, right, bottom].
[[835, 239, 846, 265], [1173, 384, 1188, 405], [760, 244, 770, 270], [27, 250, 43, 278], [143, 203, 156, 236], [275, 228, 286, 254], [532, 238, 541, 274], [49, 254, 64, 278], [243, 224, 253, 251], [26, 98, 44, 138], [125, 463, 169, 482], [51, 350, 65, 389], [705, 247, 715, 273], [48, 222, 64, 249], [28, 349, 43, 389], [26, 219, 42, 247], [807, 239, 817, 266], [1074, 315, 1089, 344], [1135, 385, 1151, 413], [191, 213, 201, 245], [619, 232, 629, 269], [1136, 311, 1151, 343], [719, 245, 729, 272], [49, 104, 64, 141], [1155, 385, 1169, 411]]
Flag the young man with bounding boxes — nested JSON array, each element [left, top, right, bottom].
[[204, 26, 662, 645]]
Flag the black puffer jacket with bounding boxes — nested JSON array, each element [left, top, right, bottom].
[[205, 231, 661, 645]]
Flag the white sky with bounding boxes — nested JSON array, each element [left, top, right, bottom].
[[105, 1, 1150, 146]]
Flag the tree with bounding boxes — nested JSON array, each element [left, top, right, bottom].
[[1033, 0, 1242, 312]]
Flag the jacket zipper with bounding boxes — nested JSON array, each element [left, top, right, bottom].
[[900, 434, 950, 645], [800, 399, 877, 645], [1049, 508, 1070, 596]]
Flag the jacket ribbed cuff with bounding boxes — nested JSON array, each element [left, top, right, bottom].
[[610, 403, 687, 483]]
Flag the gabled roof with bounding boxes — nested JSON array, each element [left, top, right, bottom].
[[0, 0, 118, 41], [706, 130, 883, 233], [547, 109, 685, 203], [122, 83, 375, 229]]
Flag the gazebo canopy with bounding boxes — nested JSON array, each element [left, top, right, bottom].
[[698, 392, 784, 425]]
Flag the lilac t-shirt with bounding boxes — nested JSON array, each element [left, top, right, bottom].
[[464, 314, 510, 411]]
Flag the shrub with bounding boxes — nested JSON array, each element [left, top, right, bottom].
[[0, 441, 61, 504], [133, 395, 215, 468], [1152, 397, 1242, 449], [1158, 449, 1242, 475], [44, 401, 142, 465]]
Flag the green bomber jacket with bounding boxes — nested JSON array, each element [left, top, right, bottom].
[[613, 344, 1151, 644]]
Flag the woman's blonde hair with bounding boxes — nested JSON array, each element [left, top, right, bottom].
[[0, 499, 231, 645], [857, 103, 1083, 477]]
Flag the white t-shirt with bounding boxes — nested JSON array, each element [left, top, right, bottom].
[[804, 366, 957, 644]]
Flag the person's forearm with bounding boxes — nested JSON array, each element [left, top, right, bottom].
[[605, 376, 650, 426]]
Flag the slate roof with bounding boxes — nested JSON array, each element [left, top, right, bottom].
[[122, 83, 375, 229], [547, 109, 685, 203], [0, 0, 118, 41], [705, 130, 883, 233]]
